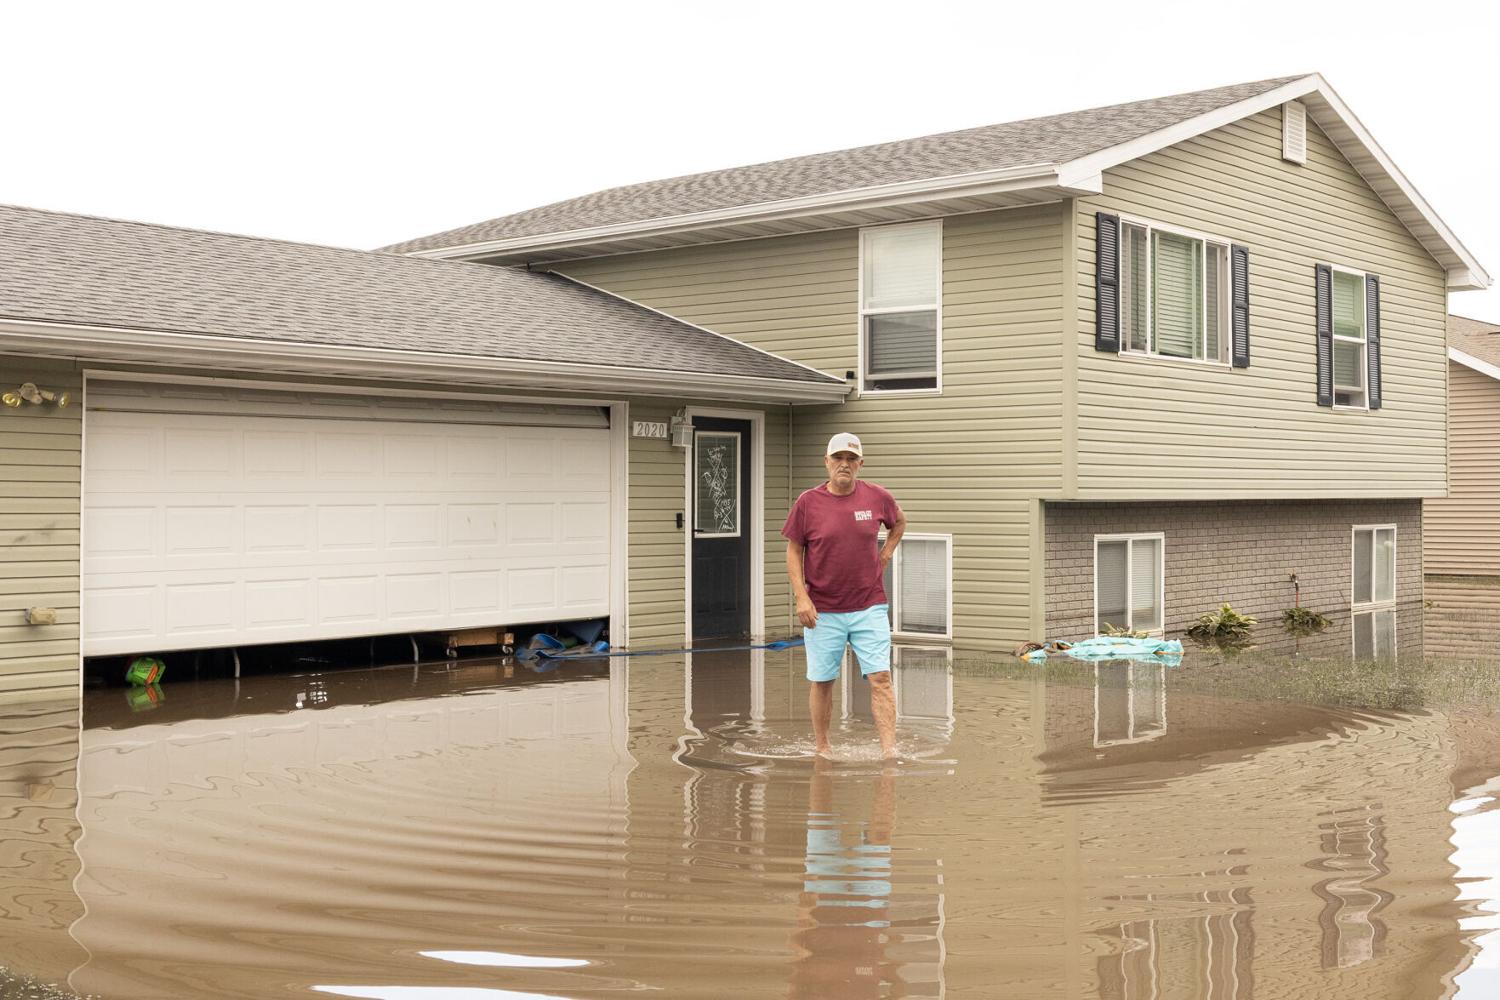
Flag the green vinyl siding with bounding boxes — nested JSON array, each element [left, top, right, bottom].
[[1074, 109, 1448, 499], [557, 203, 1068, 648]]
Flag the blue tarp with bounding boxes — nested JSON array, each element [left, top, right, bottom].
[[1024, 636, 1183, 666]]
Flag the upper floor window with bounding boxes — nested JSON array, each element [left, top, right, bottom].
[[1119, 219, 1231, 364], [1331, 267, 1368, 407], [1315, 264, 1382, 410], [860, 221, 941, 393]]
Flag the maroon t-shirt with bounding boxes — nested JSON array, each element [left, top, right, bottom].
[[782, 480, 901, 614]]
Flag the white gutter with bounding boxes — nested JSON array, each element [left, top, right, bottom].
[[0, 318, 849, 405], [1450, 345, 1500, 383], [406, 162, 1097, 262]]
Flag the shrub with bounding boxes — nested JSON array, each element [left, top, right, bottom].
[[1282, 606, 1332, 634], [1186, 603, 1258, 641]]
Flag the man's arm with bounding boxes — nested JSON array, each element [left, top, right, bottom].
[[879, 505, 907, 570], [786, 539, 818, 628]]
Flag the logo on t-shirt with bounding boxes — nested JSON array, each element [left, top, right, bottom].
[[854, 510, 873, 521]]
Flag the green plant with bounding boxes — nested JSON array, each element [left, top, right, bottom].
[[1281, 606, 1331, 634], [1186, 603, 1258, 641], [1101, 622, 1151, 639]]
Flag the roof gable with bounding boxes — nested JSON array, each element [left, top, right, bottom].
[[388, 75, 1487, 292]]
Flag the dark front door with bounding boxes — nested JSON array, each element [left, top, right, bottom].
[[691, 416, 752, 640]]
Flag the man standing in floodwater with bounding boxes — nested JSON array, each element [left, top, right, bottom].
[[783, 432, 906, 758]]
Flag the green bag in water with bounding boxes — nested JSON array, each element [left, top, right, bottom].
[[126, 656, 165, 686]]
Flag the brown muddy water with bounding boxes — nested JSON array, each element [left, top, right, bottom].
[[4, 607, 1500, 998]]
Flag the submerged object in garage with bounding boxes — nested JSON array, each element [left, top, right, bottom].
[[126, 656, 165, 685]]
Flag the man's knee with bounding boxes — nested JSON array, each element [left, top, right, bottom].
[[866, 671, 893, 689]]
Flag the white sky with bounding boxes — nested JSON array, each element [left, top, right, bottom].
[[6, 1, 1498, 320]]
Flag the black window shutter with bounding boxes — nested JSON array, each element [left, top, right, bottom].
[[1366, 274, 1382, 410], [1230, 244, 1250, 368], [1315, 264, 1333, 407], [1095, 213, 1120, 353]]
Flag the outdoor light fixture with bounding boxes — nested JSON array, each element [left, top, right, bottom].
[[669, 410, 695, 448], [3, 383, 69, 409]]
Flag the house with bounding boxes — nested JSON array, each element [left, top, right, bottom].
[[0, 74, 1489, 701], [389, 73, 1488, 651], [1424, 314, 1500, 657]]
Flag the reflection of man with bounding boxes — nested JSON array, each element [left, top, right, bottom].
[[783, 433, 906, 757], [788, 757, 898, 999]]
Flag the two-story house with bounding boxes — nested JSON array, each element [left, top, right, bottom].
[[0, 74, 1488, 701], [388, 73, 1488, 651]]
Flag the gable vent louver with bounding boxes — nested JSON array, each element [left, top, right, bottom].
[[1282, 100, 1308, 164]]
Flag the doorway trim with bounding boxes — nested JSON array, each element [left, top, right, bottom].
[[682, 406, 765, 645]]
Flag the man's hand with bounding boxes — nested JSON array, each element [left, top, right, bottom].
[[796, 595, 818, 629]]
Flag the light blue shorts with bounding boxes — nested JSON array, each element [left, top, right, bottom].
[[803, 605, 891, 683]]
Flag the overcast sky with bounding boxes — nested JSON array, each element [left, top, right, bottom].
[[7, 1, 1498, 319]]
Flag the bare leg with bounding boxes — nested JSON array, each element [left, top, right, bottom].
[[809, 679, 835, 754], [867, 670, 898, 758]]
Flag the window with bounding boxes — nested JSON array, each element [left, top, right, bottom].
[[1332, 267, 1367, 407], [693, 431, 740, 537], [1094, 534, 1164, 634], [1119, 219, 1231, 363], [879, 533, 951, 639], [1351, 525, 1395, 606], [860, 221, 941, 393]]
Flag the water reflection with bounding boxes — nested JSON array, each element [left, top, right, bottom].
[[7, 627, 1500, 997]]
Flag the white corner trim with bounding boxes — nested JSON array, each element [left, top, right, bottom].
[[1450, 345, 1500, 383]]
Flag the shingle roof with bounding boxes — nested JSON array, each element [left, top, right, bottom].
[[1449, 314, 1500, 371], [385, 76, 1305, 255], [0, 204, 839, 386]]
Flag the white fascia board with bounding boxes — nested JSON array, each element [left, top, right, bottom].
[[1450, 346, 1500, 383], [1060, 73, 1490, 291], [0, 319, 849, 405], [406, 162, 1068, 262]]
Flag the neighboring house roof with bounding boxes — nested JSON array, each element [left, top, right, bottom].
[[388, 74, 1488, 292], [1449, 314, 1500, 381], [0, 204, 844, 402]]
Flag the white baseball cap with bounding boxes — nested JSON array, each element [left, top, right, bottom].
[[826, 432, 863, 458]]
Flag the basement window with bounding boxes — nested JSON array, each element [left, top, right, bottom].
[[880, 533, 952, 639], [1094, 533, 1165, 635]]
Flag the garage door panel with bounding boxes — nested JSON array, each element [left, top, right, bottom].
[[84, 401, 615, 656]]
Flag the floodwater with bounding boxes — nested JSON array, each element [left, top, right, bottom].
[[4, 602, 1500, 998]]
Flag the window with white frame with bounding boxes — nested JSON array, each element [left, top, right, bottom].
[[1119, 219, 1231, 363], [1351, 525, 1395, 606], [860, 221, 941, 392], [879, 533, 951, 638], [1094, 534, 1164, 634], [1332, 267, 1368, 407]]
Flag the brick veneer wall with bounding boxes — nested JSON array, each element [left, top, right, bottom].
[[1044, 499, 1422, 639]]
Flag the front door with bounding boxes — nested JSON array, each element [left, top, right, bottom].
[[691, 416, 752, 640]]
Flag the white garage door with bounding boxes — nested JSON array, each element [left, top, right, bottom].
[[82, 383, 614, 656]]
